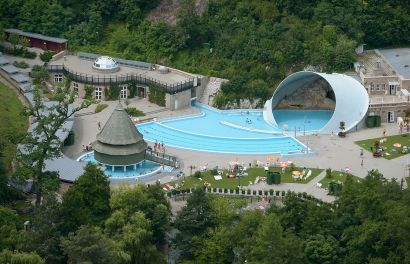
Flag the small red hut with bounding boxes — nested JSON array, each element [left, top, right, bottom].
[[5, 29, 68, 52]]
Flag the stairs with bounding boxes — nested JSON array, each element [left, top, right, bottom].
[[199, 77, 227, 106]]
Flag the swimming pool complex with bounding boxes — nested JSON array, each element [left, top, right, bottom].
[[78, 152, 173, 179], [137, 103, 333, 155]]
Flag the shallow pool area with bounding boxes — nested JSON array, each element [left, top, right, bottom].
[[135, 103, 334, 155], [78, 152, 173, 179], [273, 110, 334, 132]]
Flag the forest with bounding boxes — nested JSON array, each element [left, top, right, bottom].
[[1, 164, 410, 263], [1, 0, 410, 105]]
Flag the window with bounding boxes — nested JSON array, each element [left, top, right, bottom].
[[376, 84, 380, 91], [54, 74, 63, 83], [120, 85, 127, 99], [95, 87, 102, 100], [73, 82, 79, 95]]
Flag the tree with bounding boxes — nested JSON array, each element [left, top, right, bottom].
[[109, 183, 170, 245], [30, 66, 49, 85], [61, 225, 129, 264], [174, 188, 216, 258], [0, 250, 45, 264], [248, 213, 305, 263], [305, 234, 341, 264], [17, 84, 91, 205], [24, 195, 64, 264], [59, 164, 111, 234]]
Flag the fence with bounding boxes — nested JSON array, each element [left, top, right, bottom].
[[145, 149, 178, 167], [47, 64, 200, 94], [167, 187, 323, 203]]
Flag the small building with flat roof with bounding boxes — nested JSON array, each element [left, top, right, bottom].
[[355, 48, 410, 123], [47, 52, 205, 110], [5, 28, 68, 52]]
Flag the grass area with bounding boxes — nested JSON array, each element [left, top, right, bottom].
[[356, 133, 410, 160], [171, 167, 323, 190], [0, 82, 28, 172], [319, 171, 362, 188], [406, 177, 410, 187], [125, 107, 145, 117], [95, 103, 108, 113]]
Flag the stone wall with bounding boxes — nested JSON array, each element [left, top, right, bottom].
[[275, 78, 335, 110]]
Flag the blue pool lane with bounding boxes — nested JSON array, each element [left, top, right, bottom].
[[135, 103, 334, 155]]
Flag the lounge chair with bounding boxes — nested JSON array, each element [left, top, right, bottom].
[[305, 170, 312, 180]]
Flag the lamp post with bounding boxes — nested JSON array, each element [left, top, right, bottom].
[[306, 140, 309, 154]]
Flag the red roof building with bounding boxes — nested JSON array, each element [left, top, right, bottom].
[[5, 29, 68, 52]]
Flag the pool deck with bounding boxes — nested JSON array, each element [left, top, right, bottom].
[[65, 99, 408, 202]]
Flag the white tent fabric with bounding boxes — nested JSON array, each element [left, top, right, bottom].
[[265, 71, 369, 134]]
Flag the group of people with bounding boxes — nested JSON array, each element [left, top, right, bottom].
[[154, 141, 165, 153]]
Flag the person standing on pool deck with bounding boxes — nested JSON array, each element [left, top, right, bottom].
[[361, 159, 364, 168], [383, 128, 386, 137], [98, 121, 101, 130]]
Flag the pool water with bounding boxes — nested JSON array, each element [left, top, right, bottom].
[[137, 103, 332, 155], [78, 152, 173, 179], [273, 110, 334, 132]]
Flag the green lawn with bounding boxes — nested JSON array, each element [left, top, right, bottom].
[[170, 167, 323, 190], [0, 82, 28, 173], [356, 133, 410, 160], [319, 171, 362, 188]]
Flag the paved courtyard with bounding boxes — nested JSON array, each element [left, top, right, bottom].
[[65, 98, 408, 202]]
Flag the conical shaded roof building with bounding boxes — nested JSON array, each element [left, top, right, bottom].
[[92, 104, 147, 165]]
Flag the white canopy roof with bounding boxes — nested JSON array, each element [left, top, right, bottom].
[[264, 71, 369, 133], [93, 56, 118, 70]]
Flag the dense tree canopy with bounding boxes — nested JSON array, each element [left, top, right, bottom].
[[174, 171, 410, 263], [1, 0, 409, 106]]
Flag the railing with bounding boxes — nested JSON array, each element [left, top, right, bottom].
[[145, 149, 178, 167], [47, 64, 201, 94], [369, 96, 409, 105]]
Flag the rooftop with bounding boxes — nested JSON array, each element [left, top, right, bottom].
[[49, 54, 193, 85], [5, 28, 68, 44], [378, 48, 410, 80], [356, 50, 396, 77]]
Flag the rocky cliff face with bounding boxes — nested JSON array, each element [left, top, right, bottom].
[[276, 78, 335, 110]]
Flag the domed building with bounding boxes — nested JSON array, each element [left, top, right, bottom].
[[47, 52, 202, 110], [92, 56, 120, 73], [92, 104, 147, 172]]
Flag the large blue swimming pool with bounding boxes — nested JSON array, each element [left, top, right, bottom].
[[136, 103, 333, 155]]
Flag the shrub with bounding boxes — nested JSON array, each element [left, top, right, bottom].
[[148, 84, 165, 106], [264, 190, 268, 195], [193, 171, 201, 178], [13, 61, 29, 68], [84, 85, 94, 100], [30, 65, 49, 85], [326, 168, 332, 178], [95, 103, 108, 113], [125, 107, 145, 117], [210, 168, 218, 175], [40, 50, 55, 62]]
